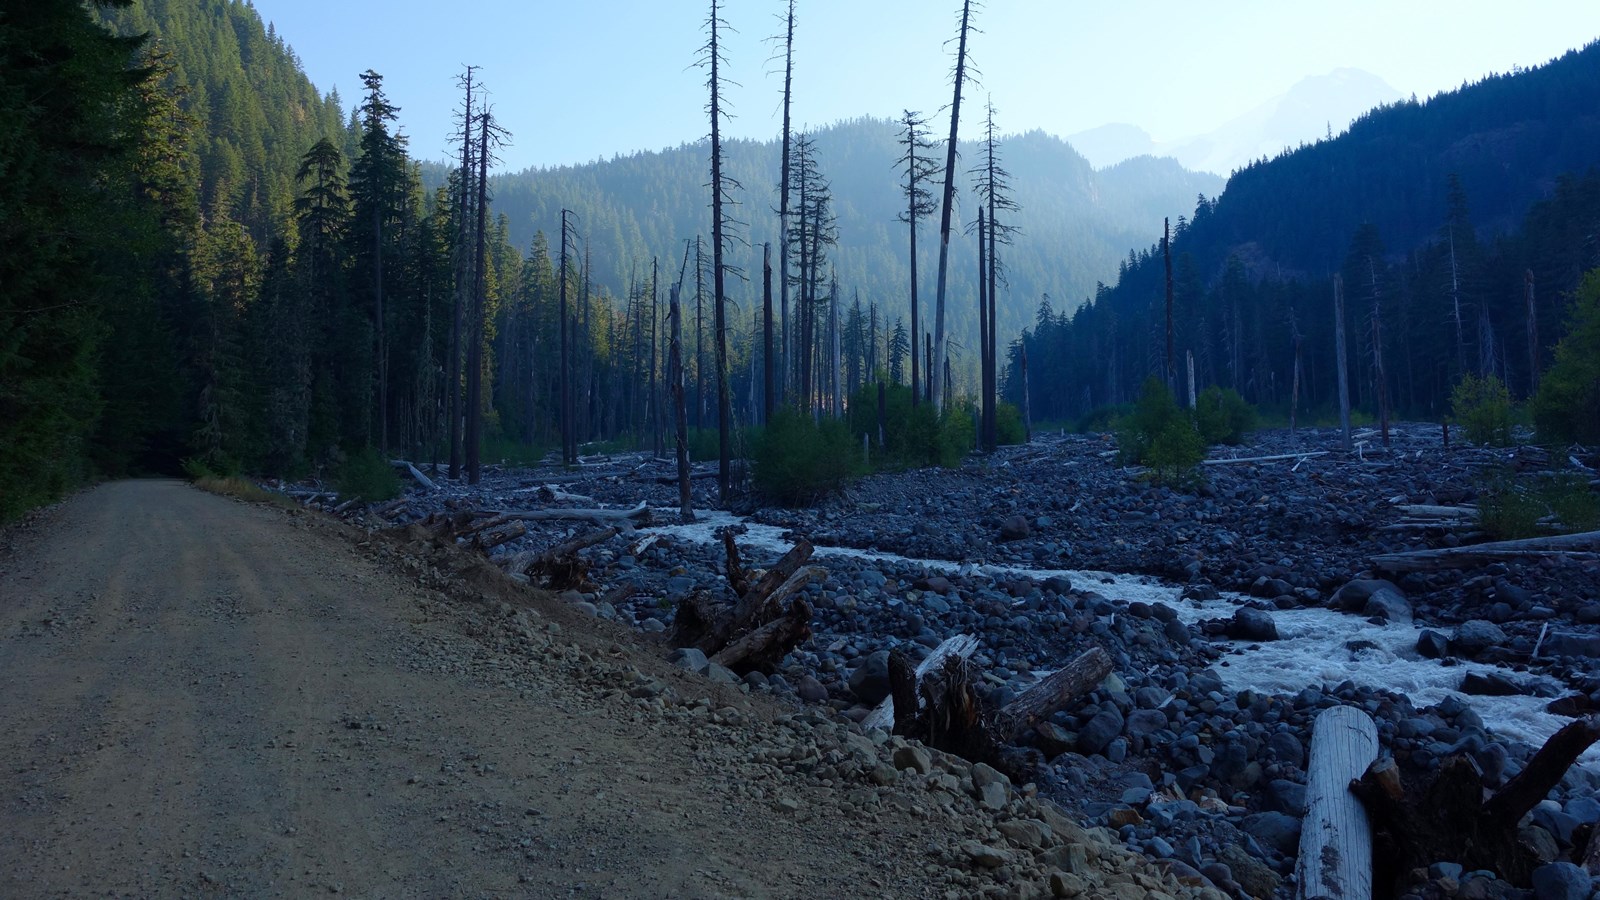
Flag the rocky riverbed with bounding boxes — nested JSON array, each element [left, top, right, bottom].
[[296, 424, 1600, 900]]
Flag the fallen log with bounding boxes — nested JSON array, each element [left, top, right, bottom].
[[390, 459, 437, 491], [1202, 451, 1329, 466], [1394, 504, 1477, 519], [997, 647, 1113, 740], [862, 634, 980, 732], [1370, 530, 1600, 573], [709, 596, 813, 672], [474, 521, 526, 551], [669, 536, 821, 675], [504, 526, 620, 588], [653, 470, 717, 485], [1295, 706, 1377, 900], [490, 501, 653, 529], [1353, 714, 1600, 892]]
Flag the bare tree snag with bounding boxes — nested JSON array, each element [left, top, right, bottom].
[[864, 634, 980, 732], [506, 526, 621, 589], [1295, 706, 1377, 900], [1353, 715, 1600, 892], [998, 647, 1113, 740], [391, 460, 437, 491], [929, 0, 974, 413], [1334, 273, 1352, 451]]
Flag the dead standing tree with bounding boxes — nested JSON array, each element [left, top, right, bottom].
[[465, 104, 509, 485], [699, 0, 744, 502], [929, 0, 977, 414], [559, 209, 578, 464], [446, 65, 477, 480], [973, 98, 1017, 451], [670, 242, 694, 522], [769, 0, 796, 406], [897, 109, 938, 407]]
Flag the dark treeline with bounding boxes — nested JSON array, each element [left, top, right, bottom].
[[1005, 40, 1600, 425]]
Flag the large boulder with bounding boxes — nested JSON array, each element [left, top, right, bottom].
[[1530, 862, 1593, 900], [1076, 707, 1124, 755], [1331, 578, 1413, 624], [1544, 631, 1600, 659], [1451, 620, 1508, 658], [1228, 608, 1279, 642], [848, 650, 892, 705]]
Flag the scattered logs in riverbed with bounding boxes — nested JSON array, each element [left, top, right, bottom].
[[669, 534, 823, 675], [886, 645, 1115, 773]]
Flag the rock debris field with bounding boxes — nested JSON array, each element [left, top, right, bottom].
[[333, 424, 1600, 899]]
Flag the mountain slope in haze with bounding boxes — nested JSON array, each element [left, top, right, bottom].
[[95, 0, 348, 241], [1008, 40, 1600, 425], [1070, 68, 1402, 175], [479, 118, 1223, 350]]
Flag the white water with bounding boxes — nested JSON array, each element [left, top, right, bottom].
[[642, 510, 1598, 769]]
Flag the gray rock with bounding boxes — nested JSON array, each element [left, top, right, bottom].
[[997, 818, 1047, 849], [1242, 811, 1301, 855], [1077, 708, 1125, 755], [1545, 632, 1600, 659], [977, 780, 1009, 810], [1452, 620, 1508, 658], [1361, 588, 1412, 624], [1126, 708, 1168, 737], [848, 650, 892, 705], [893, 744, 932, 774], [667, 647, 709, 673], [1264, 779, 1308, 816], [795, 675, 829, 702], [970, 762, 1009, 789], [705, 663, 742, 685], [1330, 579, 1403, 613], [1228, 608, 1278, 642], [999, 515, 1031, 542], [1267, 731, 1306, 768], [1417, 629, 1450, 658], [1530, 862, 1592, 900]]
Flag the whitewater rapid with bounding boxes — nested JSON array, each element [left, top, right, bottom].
[[642, 510, 1598, 769]]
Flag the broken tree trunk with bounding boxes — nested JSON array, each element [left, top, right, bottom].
[[998, 647, 1113, 740], [1202, 451, 1329, 466], [863, 634, 980, 732], [886, 643, 1116, 774], [1370, 530, 1600, 574], [1353, 715, 1600, 892], [1295, 705, 1377, 900], [669, 536, 820, 675], [504, 526, 621, 589]]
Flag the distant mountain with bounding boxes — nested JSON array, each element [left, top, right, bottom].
[[478, 119, 1223, 351], [1069, 69, 1403, 176], [1009, 41, 1600, 424]]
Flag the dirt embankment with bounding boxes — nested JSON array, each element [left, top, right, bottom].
[[0, 480, 1214, 899]]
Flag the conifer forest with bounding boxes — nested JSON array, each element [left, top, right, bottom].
[[5, 3, 1600, 898]]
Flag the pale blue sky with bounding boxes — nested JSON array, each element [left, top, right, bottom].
[[251, 0, 1600, 172]]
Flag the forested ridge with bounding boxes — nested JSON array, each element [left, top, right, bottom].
[[6, 0, 1599, 523], [468, 120, 1222, 353], [1006, 39, 1600, 427]]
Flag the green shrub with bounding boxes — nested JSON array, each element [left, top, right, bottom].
[[336, 447, 401, 502], [685, 427, 721, 463], [1451, 373, 1514, 447], [1075, 405, 1129, 434], [1538, 473, 1600, 532], [937, 402, 976, 467], [996, 402, 1027, 445], [1116, 378, 1204, 486], [846, 382, 958, 470], [753, 408, 857, 505], [1533, 269, 1600, 444], [482, 434, 552, 467], [1194, 385, 1256, 445]]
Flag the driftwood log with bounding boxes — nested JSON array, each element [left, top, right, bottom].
[[390, 459, 437, 491], [1370, 530, 1600, 573], [1295, 706, 1377, 900], [669, 536, 820, 675], [500, 526, 621, 589], [1352, 714, 1600, 892], [886, 645, 1115, 770], [490, 500, 653, 529]]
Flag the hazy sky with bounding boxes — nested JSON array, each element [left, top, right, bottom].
[[252, 1, 1600, 172]]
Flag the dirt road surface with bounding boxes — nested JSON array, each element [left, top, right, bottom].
[[0, 480, 1209, 899]]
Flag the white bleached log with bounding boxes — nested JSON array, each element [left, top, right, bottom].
[[862, 634, 979, 732], [1295, 706, 1377, 900]]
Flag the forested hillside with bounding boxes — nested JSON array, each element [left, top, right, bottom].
[[1006, 40, 1600, 425], [95, 0, 348, 240], [470, 120, 1221, 351]]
